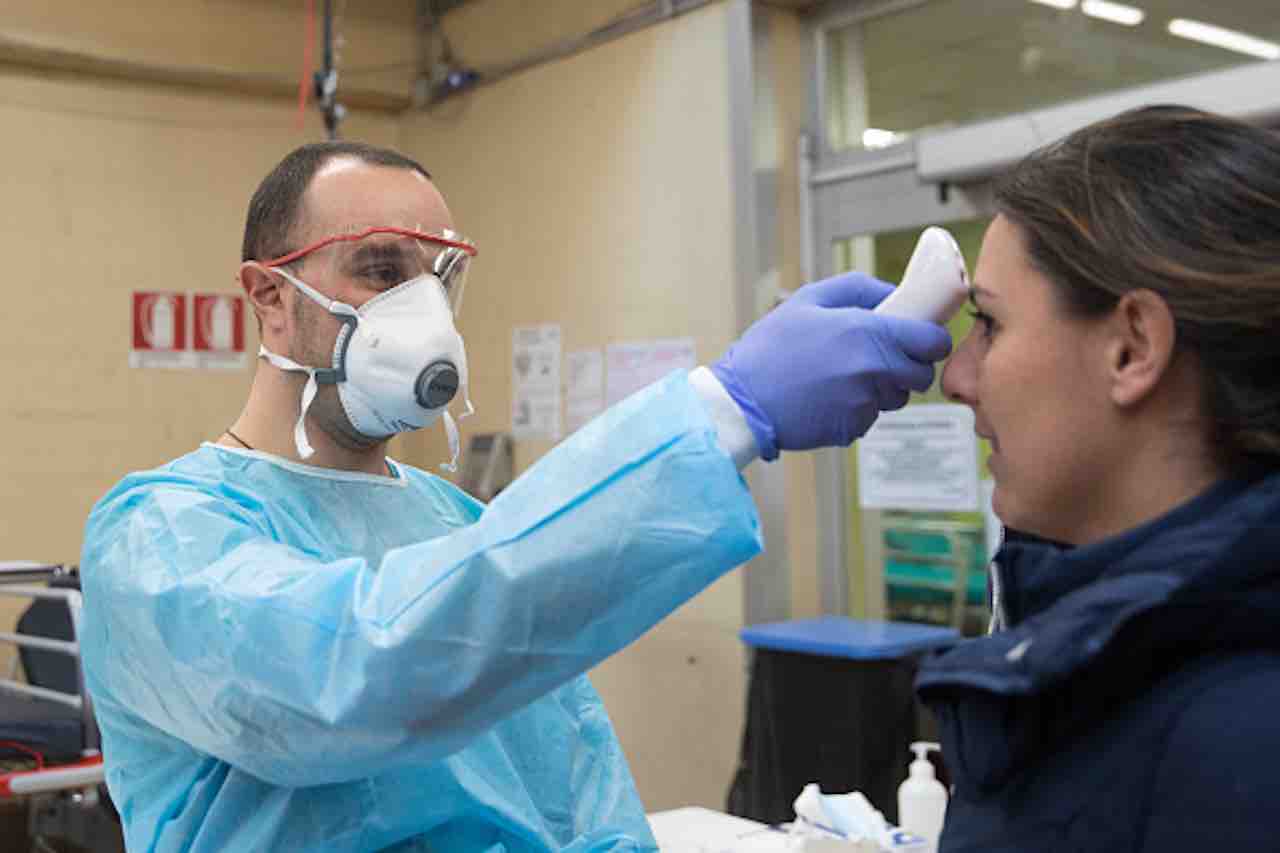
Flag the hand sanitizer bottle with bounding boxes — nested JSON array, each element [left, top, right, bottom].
[[898, 741, 948, 852]]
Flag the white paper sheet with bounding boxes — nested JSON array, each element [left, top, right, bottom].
[[605, 338, 697, 406], [565, 349, 604, 434], [511, 324, 562, 440], [856, 403, 979, 511]]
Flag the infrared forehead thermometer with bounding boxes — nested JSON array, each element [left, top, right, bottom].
[[874, 226, 969, 323]]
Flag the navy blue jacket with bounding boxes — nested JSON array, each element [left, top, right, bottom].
[[916, 472, 1280, 852]]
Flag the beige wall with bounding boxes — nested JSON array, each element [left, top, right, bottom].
[[399, 2, 750, 810], [0, 4, 401, 671], [0, 0, 828, 817], [0, 0, 417, 101]]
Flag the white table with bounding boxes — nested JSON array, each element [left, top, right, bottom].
[[646, 807, 923, 852], [646, 807, 782, 852]]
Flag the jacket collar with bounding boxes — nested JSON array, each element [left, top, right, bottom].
[[916, 470, 1280, 792], [920, 471, 1279, 699]]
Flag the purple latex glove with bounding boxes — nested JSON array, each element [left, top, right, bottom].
[[710, 272, 952, 460]]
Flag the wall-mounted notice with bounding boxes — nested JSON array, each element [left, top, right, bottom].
[[130, 291, 193, 369], [605, 338, 696, 406], [565, 349, 604, 434], [512, 324, 562, 440], [856, 403, 979, 512], [131, 291, 248, 369]]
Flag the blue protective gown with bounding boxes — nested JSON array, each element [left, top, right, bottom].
[[80, 373, 763, 852]]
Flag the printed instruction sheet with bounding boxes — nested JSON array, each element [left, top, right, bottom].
[[512, 324, 562, 440]]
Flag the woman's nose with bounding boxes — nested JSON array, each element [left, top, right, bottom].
[[942, 330, 979, 407]]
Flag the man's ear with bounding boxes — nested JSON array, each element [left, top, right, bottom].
[[1103, 289, 1177, 408], [239, 263, 287, 337]]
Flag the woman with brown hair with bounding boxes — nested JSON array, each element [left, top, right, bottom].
[[916, 105, 1280, 851]]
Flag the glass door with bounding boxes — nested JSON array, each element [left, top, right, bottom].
[[803, 0, 1280, 630], [832, 220, 992, 634]]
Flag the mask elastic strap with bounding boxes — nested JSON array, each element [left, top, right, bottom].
[[441, 411, 461, 474], [459, 384, 475, 422], [437, 377, 475, 474], [258, 345, 320, 459], [273, 267, 359, 319]]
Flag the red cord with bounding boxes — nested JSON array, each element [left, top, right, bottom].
[[297, 0, 316, 130], [264, 226, 479, 268], [0, 741, 45, 770]]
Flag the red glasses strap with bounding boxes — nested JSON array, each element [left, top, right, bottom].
[[263, 226, 478, 268]]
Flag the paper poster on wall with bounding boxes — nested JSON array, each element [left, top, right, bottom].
[[565, 349, 604, 434], [192, 293, 248, 369], [605, 338, 697, 406], [130, 291, 195, 369], [511, 324, 562, 440], [856, 403, 980, 512]]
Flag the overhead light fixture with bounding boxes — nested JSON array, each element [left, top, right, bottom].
[[862, 128, 909, 150], [1081, 0, 1144, 26], [1028, 0, 1077, 9], [1168, 18, 1280, 60]]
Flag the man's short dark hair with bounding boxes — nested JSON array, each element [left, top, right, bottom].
[[241, 142, 432, 263]]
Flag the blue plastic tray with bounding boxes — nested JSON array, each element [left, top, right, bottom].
[[740, 616, 960, 660]]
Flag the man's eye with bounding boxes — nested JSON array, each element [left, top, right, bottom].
[[362, 266, 404, 286]]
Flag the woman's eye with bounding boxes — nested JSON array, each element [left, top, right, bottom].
[[967, 308, 996, 338]]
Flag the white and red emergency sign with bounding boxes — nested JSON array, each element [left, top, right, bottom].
[[192, 293, 247, 368], [130, 291, 248, 370], [130, 291, 191, 369]]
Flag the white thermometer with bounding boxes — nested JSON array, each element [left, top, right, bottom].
[[874, 226, 969, 323]]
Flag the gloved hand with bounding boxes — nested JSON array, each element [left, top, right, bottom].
[[710, 272, 952, 460]]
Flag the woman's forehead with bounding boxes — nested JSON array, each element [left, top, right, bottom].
[[976, 217, 1034, 286]]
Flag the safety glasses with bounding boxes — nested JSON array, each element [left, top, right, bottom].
[[264, 226, 478, 315]]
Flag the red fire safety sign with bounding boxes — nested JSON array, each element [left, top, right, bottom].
[[192, 293, 247, 368], [130, 291, 247, 370], [130, 291, 190, 369]]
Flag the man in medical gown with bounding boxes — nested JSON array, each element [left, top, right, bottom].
[[80, 142, 950, 852]]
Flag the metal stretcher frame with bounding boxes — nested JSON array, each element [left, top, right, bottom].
[[0, 562, 105, 798]]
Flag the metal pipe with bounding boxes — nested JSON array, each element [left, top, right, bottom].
[[4, 758, 104, 796], [323, 0, 334, 76], [810, 150, 916, 186], [0, 631, 77, 656], [798, 132, 815, 284], [0, 563, 63, 585], [0, 31, 406, 112], [0, 585, 80, 603], [0, 679, 82, 710], [66, 600, 99, 751], [426, 0, 716, 109]]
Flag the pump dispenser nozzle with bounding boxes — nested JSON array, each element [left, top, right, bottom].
[[899, 741, 947, 852], [909, 741, 940, 776]]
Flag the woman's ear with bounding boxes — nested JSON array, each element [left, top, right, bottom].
[[1104, 289, 1177, 408]]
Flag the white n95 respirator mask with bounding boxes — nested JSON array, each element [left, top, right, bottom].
[[257, 226, 478, 471]]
